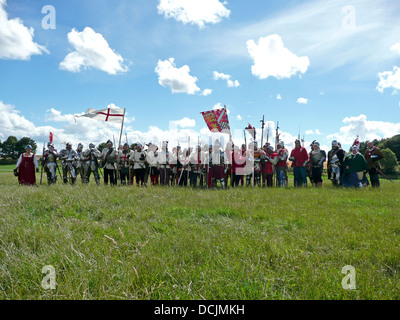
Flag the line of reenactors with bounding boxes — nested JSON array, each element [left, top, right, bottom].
[[39, 138, 385, 188]]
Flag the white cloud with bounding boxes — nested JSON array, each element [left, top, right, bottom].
[[227, 79, 240, 88], [236, 115, 242, 121], [201, 89, 213, 96], [170, 117, 196, 129], [377, 66, 400, 93], [60, 27, 128, 75], [157, 0, 230, 29], [391, 42, 400, 56], [246, 34, 310, 80], [276, 94, 282, 100], [213, 71, 240, 87], [0, 0, 47, 60], [155, 58, 207, 95], [306, 129, 321, 135], [297, 97, 308, 104], [327, 114, 400, 148]]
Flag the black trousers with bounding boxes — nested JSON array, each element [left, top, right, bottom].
[[134, 168, 146, 186], [104, 168, 116, 185], [312, 166, 323, 183], [120, 168, 130, 185], [369, 168, 380, 187]]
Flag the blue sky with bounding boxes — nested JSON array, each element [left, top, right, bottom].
[[1, 0, 400, 152]]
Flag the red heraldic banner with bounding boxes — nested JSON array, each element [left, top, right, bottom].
[[201, 107, 231, 135]]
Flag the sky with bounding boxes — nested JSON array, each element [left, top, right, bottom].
[[1, 0, 400, 153]]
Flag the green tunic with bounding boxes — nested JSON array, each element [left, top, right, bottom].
[[343, 153, 369, 173]]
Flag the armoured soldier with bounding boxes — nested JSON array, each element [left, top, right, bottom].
[[327, 140, 346, 186], [308, 141, 326, 187], [275, 141, 288, 187], [83, 143, 101, 185], [146, 143, 160, 186], [101, 140, 118, 186], [133, 143, 147, 186], [75, 143, 86, 183], [189, 145, 202, 188], [159, 141, 170, 186], [210, 139, 226, 189], [41, 142, 59, 185], [59, 142, 77, 184], [118, 143, 133, 186], [246, 141, 263, 187]]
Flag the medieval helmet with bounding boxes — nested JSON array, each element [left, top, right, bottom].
[[89, 143, 95, 149]]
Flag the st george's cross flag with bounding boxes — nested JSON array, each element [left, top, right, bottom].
[[201, 106, 231, 135], [76, 106, 125, 123]]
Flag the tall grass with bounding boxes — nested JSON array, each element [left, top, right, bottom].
[[0, 171, 399, 300]]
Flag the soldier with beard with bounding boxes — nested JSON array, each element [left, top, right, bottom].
[[118, 143, 133, 186], [189, 145, 202, 188], [159, 142, 171, 186], [59, 142, 77, 184], [41, 142, 59, 185], [75, 143, 86, 183], [289, 139, 309, 187], [101, 140, 118, 186], [308, 141, 326, 187], [327, 140, 346, 186], [210, 139, 226, 189], [246, 141, 264, 187], [275, 141, 288, 187], [83, 143, 101, 185], [147, 143, 160, 186], [263, 145, 278, 187], [133, 143, 147, 187], [364, 141, 385, 188]]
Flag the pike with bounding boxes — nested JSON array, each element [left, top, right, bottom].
[[126, 133, 132, 185], [260, 115, 266, 187], [377, 168, 394, 183], [275, 121, 280, 187], [40, 141, 45, 185], [187, 136, 190, 186], [260, 115, 265, 148]]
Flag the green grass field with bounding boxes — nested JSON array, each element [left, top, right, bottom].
[[0, 169, 399, 300]]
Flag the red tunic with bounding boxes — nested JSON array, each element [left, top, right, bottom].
[[264, 152, 278, 174], [18, 154, 36, 185], [290, 147, 309, 167]]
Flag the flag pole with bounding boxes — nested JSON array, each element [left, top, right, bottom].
[[118, 108, 126, 150]]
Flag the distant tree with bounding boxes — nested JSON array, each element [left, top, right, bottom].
[[97, 142, 108, 153], [378, 134, 400, 161], [0, 139, 3, 153], [2, 136, 18, 158], [16, 137, 37, 155], [380, 148, 399, 174]]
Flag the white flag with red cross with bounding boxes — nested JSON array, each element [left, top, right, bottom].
[[76, 106, 125, 123]]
